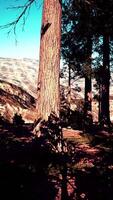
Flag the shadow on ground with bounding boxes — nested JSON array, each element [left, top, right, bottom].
[[1, 118, 113, 200]]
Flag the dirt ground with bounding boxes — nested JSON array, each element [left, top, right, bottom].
[[0, 123, 113, 200]]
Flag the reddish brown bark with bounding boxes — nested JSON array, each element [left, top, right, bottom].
[[36, 0, 62, 120]]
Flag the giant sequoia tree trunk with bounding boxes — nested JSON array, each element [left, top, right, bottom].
[[36, 0, 62, 121], [99, 34, 110, 127]]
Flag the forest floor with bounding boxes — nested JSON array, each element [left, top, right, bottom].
[[0, 122, 113, 200]]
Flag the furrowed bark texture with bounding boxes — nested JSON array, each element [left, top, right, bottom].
[[36, 0, 62, 120]]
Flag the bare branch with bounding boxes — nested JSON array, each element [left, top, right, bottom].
[[7, 6, 27, 10], [0, 0, 36, 36]]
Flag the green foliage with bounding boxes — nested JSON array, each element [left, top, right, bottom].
[[61, 0, 94, 79]]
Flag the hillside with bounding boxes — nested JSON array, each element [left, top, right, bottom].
[[0, 58, 38, 123], [0, 57, 113, 123]]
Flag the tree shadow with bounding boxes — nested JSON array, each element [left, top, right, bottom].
[[0, 118, 58, 200], [1, 115, 113, 200]]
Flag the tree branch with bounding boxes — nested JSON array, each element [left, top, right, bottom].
[[0, 0, 37, 37]]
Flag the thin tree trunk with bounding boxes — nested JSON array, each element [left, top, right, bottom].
[[67, 63, 71, 109], [67, 63, 71, 125], [36, 0, 62, 121], [98, 82, 101, 123], [85, 75, 92, 112], [84, 38, 92, 117], [99, 34, 110, 127], [61, 163, 69, 200]]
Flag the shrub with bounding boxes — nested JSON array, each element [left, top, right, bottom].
[[13, 113, 24, 126]]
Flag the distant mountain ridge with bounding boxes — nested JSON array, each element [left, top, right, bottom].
[[0, 58, 39, 123], [0, 57, 113, 122], [0, 57, 38, 98]]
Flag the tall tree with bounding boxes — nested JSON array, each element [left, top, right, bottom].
[[36, 0, 62, 120], [78, 3, 93, 118], [99, 34, 110, 126], [84, 38, 92, 118], [0, 0, 62, 122], [93, 0, 113, 127], [62, 0, 93, 119]]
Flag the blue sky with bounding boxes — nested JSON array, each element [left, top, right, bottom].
[[0, 0, 43, 59]]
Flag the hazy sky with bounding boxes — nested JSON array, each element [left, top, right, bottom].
[[0, 0, 43, 59]]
